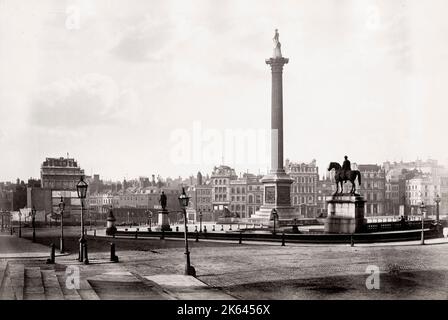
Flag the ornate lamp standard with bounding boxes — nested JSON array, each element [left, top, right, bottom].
[[420, 201, 426, 245], [18, 210, 22, 238], [178, 187, 195, 276], [31, 206, 36, 243], [271, 208, 278, 235], [76, 176, 88, 263], [199, 210, 203, 233], [58, 197, 65, 253], [434, 194, 441, 223]]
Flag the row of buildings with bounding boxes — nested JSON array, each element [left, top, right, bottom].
[[1, 156, 447, 225], [183, 159, 448, 221]]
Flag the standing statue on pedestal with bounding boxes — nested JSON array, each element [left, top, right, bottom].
[[328, 156, 362, 195], [159, 191, 167, 210], [272, 29, 282, 58]]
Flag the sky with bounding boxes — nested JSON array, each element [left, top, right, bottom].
[[1, 0, 448, 182]]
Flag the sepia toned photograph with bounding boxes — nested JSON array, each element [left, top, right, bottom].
[[0, 0, 447, 309]]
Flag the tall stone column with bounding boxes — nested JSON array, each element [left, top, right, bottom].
[[250, 30, 296, 224], [266, 57, 288, 174]]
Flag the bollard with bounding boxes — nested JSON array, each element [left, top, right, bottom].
[[220, 225, 224, 231], [239, 231, 242, 244], [46, 243, 55, 264], [135, 229, 138, 239], [83, 243, 89, 265], [195, 225, 198, 232], [212, 225, 215, 232], [229, 225, 232, 231], [195, 231, 199, 242], [10, 227, 13, 235], [203, 226, 207, 233], [110, 243, 119, 263], [160, 229, 165, 240], [350, 235, 354, 247], [281, 232, 285, 246], [237, 224, 240, 230], [176, 226, 179, 232]]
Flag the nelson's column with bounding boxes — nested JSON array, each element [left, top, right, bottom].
[[251, 29, 296, 224]]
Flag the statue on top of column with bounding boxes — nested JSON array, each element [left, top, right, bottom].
[[272, 29, 282, 58]]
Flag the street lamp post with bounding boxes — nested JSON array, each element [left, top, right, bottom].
[[58, 197, 65, 253], [178, 187, 195, 276], [199, 210, 203, 233], [420, 202, 426, 245], [31, 206, 36, 243], [146, 210, 152, 231], [271, 208, 278, 235], [77, 176, 88, 264], [18, 211, 22, 238], [434, 194, 441, 223]]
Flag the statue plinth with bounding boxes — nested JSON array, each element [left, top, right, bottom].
[[155, 209, 172, 232], [324, 194, 367, 234]]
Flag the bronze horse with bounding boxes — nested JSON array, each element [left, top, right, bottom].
[[328, 162, 362, 195]]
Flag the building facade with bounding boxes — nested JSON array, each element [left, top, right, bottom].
[[246, 176, 263, 218], [316, 177, 333, 217], [41, 157, 85, 190], [357, 164, 386, 216], [405, 175, 440, 216], [285, 159, 319, 218], [210, 165, 237, 212]]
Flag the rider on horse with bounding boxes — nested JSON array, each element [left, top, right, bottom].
[[342, 156, 351, 182]]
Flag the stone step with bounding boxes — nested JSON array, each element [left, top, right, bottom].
[[0, 261, 7, 290], [41, 269, 64, 300], [145, 275, 236, 300], [87, 271, 169, 300], [57, 273, 82, 300], [24, 267, 45, 300], [8, 263, 25, 300], [0, 262, 15, 300], [77, 279, 100, 300]]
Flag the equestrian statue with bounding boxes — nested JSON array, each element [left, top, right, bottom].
[[328, 156, 362, 195]]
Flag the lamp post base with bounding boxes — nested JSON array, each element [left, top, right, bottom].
[[184, 251, 196, 277], [60, 237, 65, 254], [78, 237, 86, 262]]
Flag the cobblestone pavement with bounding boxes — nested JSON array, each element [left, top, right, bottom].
[[116, 241, 448, 299]]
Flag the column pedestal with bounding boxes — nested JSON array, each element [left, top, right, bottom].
[[250, 172, 296, 225], [324, 194, 367, 234]]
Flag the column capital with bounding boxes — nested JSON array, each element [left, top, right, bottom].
[[265, 57, 289, 66]]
